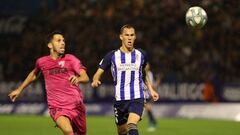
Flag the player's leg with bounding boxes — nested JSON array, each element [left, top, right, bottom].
[[71, 103, 87, 135], [117, 123, 128, 135], [114, 101, 128, 135], [49, 108, 74, 135], [127, 98, 144, 135], [127, 113, 141, 135], [56, 116, 74, 135]]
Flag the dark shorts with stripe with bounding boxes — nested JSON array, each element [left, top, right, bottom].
[[113, 98, 144, 125]]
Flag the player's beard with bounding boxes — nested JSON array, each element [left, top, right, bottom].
[[57, 49, 65, 56], [52, 46, 65, 56]]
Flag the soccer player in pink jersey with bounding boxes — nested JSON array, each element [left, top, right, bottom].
[[8, 31, 89, 135]]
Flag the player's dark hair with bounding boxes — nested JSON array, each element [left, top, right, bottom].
[[120, 24, 135, 34], [46, 31, 63, 44]]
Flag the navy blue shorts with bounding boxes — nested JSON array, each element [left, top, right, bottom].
[[113, 98, 144, 125]]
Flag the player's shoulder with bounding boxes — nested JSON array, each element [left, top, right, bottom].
[[64, 54, 76, 58], [64, 54, 79, 60], [135, 48, 147, 56], [109, 49, 118, 54], [105, 50, 117, 57], [36, 55, 50, 62]]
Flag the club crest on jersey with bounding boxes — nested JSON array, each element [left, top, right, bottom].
[[58, 61, 65, 68]]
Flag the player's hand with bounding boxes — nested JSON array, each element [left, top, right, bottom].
[[69, 75, 79, 85], [150, 90, 159, 101], [91, 80, 101, 88], [8, 89, 21, 102]]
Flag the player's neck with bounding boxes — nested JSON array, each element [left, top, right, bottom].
[[120, 46, 134, 53], [50, 52, 63, 60]]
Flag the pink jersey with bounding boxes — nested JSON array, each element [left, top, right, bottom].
[[34, 54, 86, 109]]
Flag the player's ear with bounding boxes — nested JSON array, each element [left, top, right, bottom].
[[48, 43, 52, 49], [133, 31, 136, 40], [119, 34, 123, 40]]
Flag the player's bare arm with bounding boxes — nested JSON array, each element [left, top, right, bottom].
[[8, 69, 40, 102], [144, 66, 159, 101], [145, 78, 159, 101], [69, 70, 89, 85], [91, 68, 104, 88]]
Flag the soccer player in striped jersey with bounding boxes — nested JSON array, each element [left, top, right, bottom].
[[91, 24, 159, 135], [8, 31, 89, 135]]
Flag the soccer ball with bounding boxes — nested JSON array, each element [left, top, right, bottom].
[[185, 6, 207, 29]]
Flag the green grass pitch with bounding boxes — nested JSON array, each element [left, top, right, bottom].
[[0, 115, 240, 135]]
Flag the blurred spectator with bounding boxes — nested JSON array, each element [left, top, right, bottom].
[[203, 79, 219, 102]]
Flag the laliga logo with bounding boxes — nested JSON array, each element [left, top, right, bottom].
[[58, 61, 65, 68]]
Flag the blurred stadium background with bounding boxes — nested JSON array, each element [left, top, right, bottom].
[[0, 0, 240, 135]]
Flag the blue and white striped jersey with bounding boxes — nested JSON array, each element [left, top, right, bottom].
[[99, 49, 148, 101]]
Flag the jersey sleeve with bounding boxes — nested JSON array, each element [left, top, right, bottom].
[[71, 55, 87, 75], [138, 49, 149, 83], [99, 51, 114, 70], [138, 49, 148, 69]]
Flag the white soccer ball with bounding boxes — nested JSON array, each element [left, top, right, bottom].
[[185, 6, 208, 29]]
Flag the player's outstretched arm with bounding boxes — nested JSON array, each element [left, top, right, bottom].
[[8, 69, 39, 102], [69, 70, 89, 85], [91, 68, 104, 88]]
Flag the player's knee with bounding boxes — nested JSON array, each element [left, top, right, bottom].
[[61, 126, 73, 135], [66, 132, 74, 135]]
